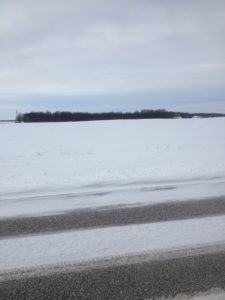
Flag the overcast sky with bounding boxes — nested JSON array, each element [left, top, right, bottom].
[[0, 0, 225, 119]]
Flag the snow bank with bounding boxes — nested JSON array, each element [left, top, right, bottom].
[[1, 177, 225, 218]]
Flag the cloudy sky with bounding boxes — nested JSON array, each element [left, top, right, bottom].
[[0, 0, 225, 119]]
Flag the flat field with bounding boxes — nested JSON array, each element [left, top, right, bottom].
[[1, 118, 225, 217]]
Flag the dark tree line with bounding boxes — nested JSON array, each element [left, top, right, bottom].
[[15, 110, 225, 123]]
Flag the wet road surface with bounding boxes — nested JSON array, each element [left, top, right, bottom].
[[1, 196, 225, 238], [1, 244, 225, 300]]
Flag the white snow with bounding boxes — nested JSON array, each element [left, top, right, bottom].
[[1, 118, 225, 218], [158, 290, 225, 299], [1, 177, 225, 218], [189, 291, 225, 300], [1, 215, 225, 272]]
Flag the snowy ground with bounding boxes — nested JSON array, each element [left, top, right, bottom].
[[1, 118, 225, 298], [190, 291, 225, 300], [1, 118, 225, 218], [155, 289, 225, 299]]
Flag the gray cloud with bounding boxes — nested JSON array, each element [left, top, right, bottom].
[[0, 0, 225, 118]]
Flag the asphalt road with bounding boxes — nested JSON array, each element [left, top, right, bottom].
[[1, 245, 225, 300], [1, 196, 225, 299], [1, 196, 225, 238]]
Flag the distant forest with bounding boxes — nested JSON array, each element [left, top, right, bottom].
[[15, 110, 225, 123]]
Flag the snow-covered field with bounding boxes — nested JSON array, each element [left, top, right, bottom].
[[1, 118, 225, 218]]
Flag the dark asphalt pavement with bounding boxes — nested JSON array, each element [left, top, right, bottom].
[[1, 196, 225, 238], [1, 246, 225, 300]]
